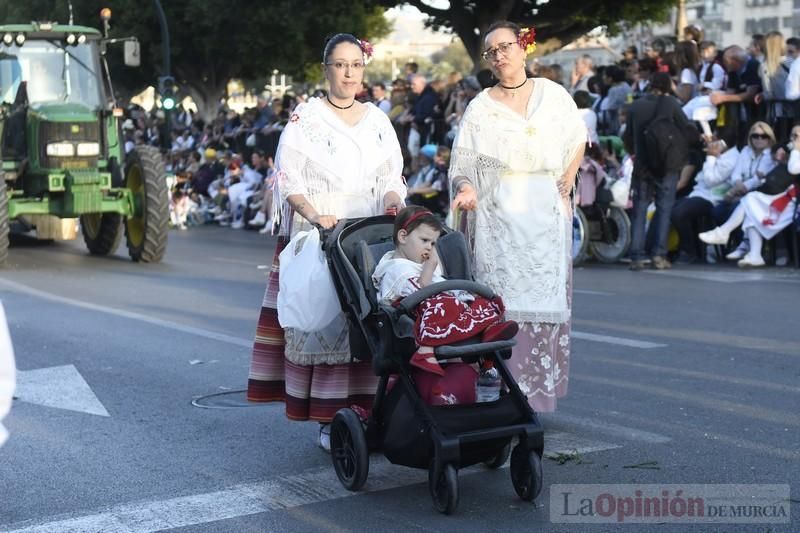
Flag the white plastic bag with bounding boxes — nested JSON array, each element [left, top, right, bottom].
[[277, 228, 340, 331], [609, 178, 630, 208]]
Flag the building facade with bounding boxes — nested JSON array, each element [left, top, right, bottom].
[[686, 0, 800, 47]]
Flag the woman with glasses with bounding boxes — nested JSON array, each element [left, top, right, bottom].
[[246, 33, 406, 450], [700, 123, 798, 267], [449, 21, 586, 413], [699, 121, 778, 261]]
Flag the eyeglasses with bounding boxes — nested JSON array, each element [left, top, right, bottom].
[[481, 42, 517, 61], [325, 61, 365, 71], [750, 133, 770, 140]]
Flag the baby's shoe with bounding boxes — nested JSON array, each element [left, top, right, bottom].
[[410, 351, 445, 376]]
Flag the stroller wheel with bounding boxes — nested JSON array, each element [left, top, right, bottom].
[[510, 444, 543, 501], [428, 462, 459, 515], [483, 441, 511, 469], [330, 408, 369, 491]]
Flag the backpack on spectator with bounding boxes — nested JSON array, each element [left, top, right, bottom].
[[642, 96, 689, 178]]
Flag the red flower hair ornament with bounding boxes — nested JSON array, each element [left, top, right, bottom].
[[357, 39, 374, 65], [518, 27, 537, 55]]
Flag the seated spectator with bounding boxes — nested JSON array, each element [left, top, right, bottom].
[[407, 144, 450, 216], [190, 148, 225, 198], [699, 125, 800, 267], [670, 135, 740, 263], [170, 188, 190, 230], [577, 143, 608, 207], [707, 122, 778, 259]]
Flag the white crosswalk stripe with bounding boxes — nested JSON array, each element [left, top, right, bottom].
[[1, 429, 627, 533]]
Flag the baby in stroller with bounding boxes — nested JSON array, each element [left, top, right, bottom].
[[325, 209, 545, 513], [372, 206, 519, 377]]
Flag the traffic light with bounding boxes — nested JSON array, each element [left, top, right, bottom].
[[158, 76, 177, 111]]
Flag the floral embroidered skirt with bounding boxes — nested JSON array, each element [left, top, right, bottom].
[[247, 237, 377, 422], [507, 266, 572, 413]]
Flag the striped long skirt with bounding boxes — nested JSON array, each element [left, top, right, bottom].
[[247, 237, 377, 422]]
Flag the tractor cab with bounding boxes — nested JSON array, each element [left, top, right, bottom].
[[0, 20, 167, 266]]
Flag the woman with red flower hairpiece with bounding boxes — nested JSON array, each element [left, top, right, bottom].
[[449, 20, 587, 413], [246, 33, 406, 451]]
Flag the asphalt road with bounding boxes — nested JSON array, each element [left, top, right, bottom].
[[0, 226, 797, 532]]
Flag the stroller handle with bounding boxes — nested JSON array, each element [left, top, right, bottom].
[[396, 280, 497, 314]]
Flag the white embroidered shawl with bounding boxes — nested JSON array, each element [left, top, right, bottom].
[[273, 98, 406, 238], [449, 78, 586, 324], [269, 98, 406, 365]]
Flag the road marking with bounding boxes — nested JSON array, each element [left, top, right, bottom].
[[0, 431, 620, 533], [571, 331, 666, 349], [589, 356, 800, 395], [543, 413, 671, 444], [644, 269, 800, 284], [210, 256, 257, 266], [574, 318, 798, 357], [16, 364, 109, 417], [574, 373, 800, 427], [0, 278, 252, 349], [2, 279, 667, 353], [573, 289, 614, 296]]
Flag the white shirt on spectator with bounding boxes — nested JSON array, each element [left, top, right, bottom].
[[679, 68, 700, 100], [578, 108, 599, 145], [730, 145, 777, 191], [698, 62, 726, 91], [689, 146, 740, 204], [785, 58, 800, 100]]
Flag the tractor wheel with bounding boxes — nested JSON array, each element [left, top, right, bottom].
[[0, 176, 9, 266], [124, 146, 168, 263], [80, 213, 123, 256]]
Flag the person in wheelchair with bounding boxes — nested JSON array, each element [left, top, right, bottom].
[[406, 145, 450, 217], [372, 207, 518, 377]]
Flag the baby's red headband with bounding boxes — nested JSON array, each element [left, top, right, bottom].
[[401, 210, 435, 231]]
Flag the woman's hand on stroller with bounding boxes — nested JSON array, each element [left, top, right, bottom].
[[383, 192, 403, 216], [452, 182, 477, 211], [311, 214, 338, 229]]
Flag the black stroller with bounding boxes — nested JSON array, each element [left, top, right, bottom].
[[321, 215, 545, 515]]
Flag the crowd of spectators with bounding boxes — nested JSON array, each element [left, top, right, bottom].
[[120, 29, 798, 267]]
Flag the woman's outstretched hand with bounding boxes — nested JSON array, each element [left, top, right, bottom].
[[452, 183, 477, 211]]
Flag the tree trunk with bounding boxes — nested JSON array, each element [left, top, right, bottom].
[[180, 79, 227, 123]]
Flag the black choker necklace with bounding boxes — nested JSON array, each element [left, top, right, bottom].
[[498, 78, 529, 97], [326, 95, 355, 110]]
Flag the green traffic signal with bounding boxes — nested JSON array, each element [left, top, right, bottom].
[[162, 95, 176, 110]]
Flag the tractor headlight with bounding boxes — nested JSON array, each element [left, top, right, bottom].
[[76, 142, 100, 157], [46, 142, 75, 157], [14, 33, 25, 46], [66, 33, 76, 45], [77, 34, 86, 44], [2, 34, 13, 45]]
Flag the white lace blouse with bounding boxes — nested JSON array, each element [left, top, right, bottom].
[[273, 98, 406, 237], [449, 79, 586, 323]]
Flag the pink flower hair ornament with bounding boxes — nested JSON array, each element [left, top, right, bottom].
[[518, 27, 537, 55], [358, 39, 374, 65]]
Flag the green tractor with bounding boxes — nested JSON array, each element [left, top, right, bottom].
[[0, 19, 168, 265]]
